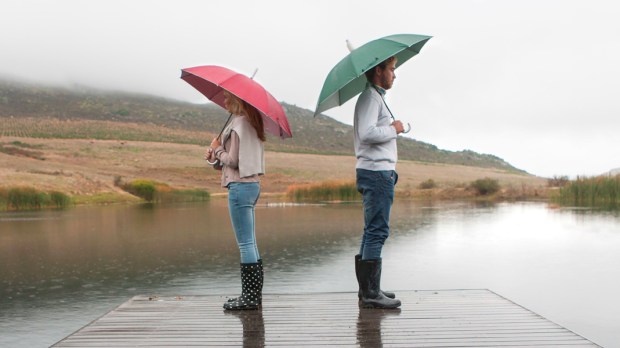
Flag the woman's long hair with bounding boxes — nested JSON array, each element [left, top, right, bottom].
[[224, 91, 265, 141], [242, 100, 265, 141]]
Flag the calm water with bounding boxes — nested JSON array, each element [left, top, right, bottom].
[[1, 200, 619, 347]]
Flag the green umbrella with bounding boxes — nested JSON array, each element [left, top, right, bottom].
[[314, 34, 432, 117]]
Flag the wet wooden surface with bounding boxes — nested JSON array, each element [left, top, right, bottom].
[[54, 289, 600, 347]]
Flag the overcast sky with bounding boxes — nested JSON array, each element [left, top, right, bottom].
[[2, 0, 619, 178]]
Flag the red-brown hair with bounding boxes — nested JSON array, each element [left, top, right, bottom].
[[242, 100, 265, 141], [223, 91, 265, 141]]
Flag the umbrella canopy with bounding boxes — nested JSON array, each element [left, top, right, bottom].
[[181, 65, 292, 139], [314, 34, 432, 116]]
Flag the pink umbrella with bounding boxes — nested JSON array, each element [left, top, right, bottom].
[[180, 65, 292, 139]]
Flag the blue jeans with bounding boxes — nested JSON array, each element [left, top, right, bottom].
[[356, 169, 397, 260], [228, 182, 261, 263]]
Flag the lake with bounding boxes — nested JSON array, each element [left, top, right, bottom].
[[1, 199, 618, 347]]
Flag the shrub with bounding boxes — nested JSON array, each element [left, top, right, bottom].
[[287, 180, 359, 202], [470, 178, 500, 196], [113, 109, 130, 116], [2, 187, 67, 209], [113, 175, 123, 187], [7, 187, 49, 209], [50, 191, 72, 208], [0, 187, 72, 210], [548, 175, 570, 187], [418, 179, 436, 189], [159, 189, 210, 202], [0, 188, 7, 208], [123, 179, 157, 201], [120, 179, 209, 203]]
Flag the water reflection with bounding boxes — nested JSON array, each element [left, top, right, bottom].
[[1, 200, 619, 347], [356, 308, 401, 348], [226, 310, 265, 348]]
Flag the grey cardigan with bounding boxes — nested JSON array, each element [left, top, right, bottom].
[[215, 115, 265, 187]]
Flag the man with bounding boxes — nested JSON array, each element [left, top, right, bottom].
[[354, 56, 404, 309]]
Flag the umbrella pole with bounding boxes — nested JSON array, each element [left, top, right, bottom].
[[215, 112, 234, 141], [206, 112, 233, 165], [372, 86, 411, 134]]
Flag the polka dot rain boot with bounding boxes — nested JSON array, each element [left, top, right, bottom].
[[227, 259, 263, 305], [224, 262, 263, 311]]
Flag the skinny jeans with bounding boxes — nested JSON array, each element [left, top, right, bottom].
[[356, 169, 397, 260], [227, 182, 261, 263]]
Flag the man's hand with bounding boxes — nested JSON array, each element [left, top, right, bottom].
[[391, 120, 405, 134]]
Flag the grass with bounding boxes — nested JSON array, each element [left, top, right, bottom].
[[0, 186, 72, 210], [119, 178, 210, 203], [285, 177, 541, 203], [160, 189, 211, 203], [555, 175, 620, 207], [0, 141, 46, 160], [0, 179, 210, 211], [123, 179, 157, 201], [397, 177, 548, 202], [73, 192, 141, 205], [286, 180, 360, 202]]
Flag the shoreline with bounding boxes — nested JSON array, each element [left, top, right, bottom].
[[1, 136, 549, 211], [0, 187, 553, 212]]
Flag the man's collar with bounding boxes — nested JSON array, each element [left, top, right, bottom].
[[367, 82, 386, 96]]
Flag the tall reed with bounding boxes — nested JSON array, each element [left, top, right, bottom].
[[557, 175, 620, 206], [0, 187, 72, 210], [286, 180, 359, 202]]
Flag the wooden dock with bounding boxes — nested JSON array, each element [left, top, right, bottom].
[[54, 289, 600, 347]]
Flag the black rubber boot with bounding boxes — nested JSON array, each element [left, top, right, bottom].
[[224, 262, 262, 310], [228, 259, 263, 305], [359, 258, 401, 309], [355, 255, 395, 300]]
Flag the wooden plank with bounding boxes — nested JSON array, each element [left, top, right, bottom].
[[53, 290, 600, 347]]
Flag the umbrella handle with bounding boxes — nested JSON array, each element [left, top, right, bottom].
[[206, 159, 219, 165], [373, 86, 412, 134]]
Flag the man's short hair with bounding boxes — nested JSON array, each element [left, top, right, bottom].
[[364, 56, 396, 81]]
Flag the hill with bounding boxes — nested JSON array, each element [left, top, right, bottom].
[[0, 79, 522, 172], [606, 168, 620, 176]]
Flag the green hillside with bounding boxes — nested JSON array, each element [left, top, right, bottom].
[[0, 79, 523, 172]]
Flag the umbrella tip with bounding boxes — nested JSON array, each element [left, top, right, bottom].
[[346, 39, 355, 52]]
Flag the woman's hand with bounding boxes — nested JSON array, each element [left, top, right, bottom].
[[204, 147, 214, 161], [204, 138, 221, 163], [210, 137, 221, 149]]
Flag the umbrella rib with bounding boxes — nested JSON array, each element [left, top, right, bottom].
[[181, 65, 292, 139]]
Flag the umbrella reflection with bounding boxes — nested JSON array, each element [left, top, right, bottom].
[[225, 310, 265, 348], [356, 308, 401, 348]]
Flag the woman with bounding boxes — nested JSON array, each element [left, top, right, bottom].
[[206, 90, 265, 310]]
